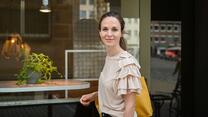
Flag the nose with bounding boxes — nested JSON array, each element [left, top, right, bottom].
[[107, 30, 113, 36]]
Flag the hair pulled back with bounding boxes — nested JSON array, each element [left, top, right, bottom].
[[98, 11, 127, 50]]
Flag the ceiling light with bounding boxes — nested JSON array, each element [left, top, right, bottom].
[[40, 0, 51, 13]]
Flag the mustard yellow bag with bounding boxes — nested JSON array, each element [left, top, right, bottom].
[[135, 76, 153, 117], [95, 76, 153, 117]]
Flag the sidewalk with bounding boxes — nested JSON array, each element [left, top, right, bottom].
[[150, 79, 176, 93]]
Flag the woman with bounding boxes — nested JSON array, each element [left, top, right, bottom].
[[80, 11, 142, 117]]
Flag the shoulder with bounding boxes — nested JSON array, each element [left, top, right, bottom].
[[118, 51, 141, 69]]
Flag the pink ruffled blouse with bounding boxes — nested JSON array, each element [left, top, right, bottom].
[[98, 51, 142, 117]]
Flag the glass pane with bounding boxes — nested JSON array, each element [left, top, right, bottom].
[[150, 21, 181, 91], [0, 0, 20, 36], [0, 0, 141, 80], [124, 18, 140, 58], [150, 20, 181, 117], [25, 0, 50, 36]]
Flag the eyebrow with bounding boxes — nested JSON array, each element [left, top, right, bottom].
[[101, 26, 119, 28]]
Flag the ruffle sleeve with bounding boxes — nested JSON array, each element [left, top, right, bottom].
[[115, 56, 142, 96]]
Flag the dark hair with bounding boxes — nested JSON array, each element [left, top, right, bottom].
[[98, 11, 127, 50]]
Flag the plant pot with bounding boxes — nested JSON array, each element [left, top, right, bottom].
[[27, 70, 42, 84]]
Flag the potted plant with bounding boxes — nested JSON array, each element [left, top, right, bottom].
[[16, 52, 62, 85]]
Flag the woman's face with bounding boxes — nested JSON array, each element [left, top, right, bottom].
[[99, 17, 122, 48]]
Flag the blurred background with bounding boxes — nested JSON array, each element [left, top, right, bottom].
[[0, 0, 181, 117]]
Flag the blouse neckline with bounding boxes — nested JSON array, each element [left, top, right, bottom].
[[106, 51, 127, 59]]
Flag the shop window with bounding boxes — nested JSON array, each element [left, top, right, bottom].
[[89, 0, 94, 5], [80, 10, 87, 19], [89, 11, 94, 18], [0, 0, 51, 39], [80, 0, 86, 4], [154, 25, 159, 30]]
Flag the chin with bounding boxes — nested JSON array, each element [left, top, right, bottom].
[[105, 45, 116, 48], [103, 42, 114, 47]]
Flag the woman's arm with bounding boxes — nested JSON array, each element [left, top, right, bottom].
[[80, 91, 98, 106], [123, 92, 136, 117]]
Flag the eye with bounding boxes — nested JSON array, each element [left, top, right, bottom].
[[112, 27, 118, 32], [102, 27, 108, 31]]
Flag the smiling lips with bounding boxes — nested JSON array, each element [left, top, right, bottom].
[[105, 39, 114, 42], [105, 38, 114, 40]]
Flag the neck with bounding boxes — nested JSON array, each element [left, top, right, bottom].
[[106, 46, 124, 57]]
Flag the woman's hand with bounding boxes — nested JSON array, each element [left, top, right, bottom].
[[80, 92, 98, 106]]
